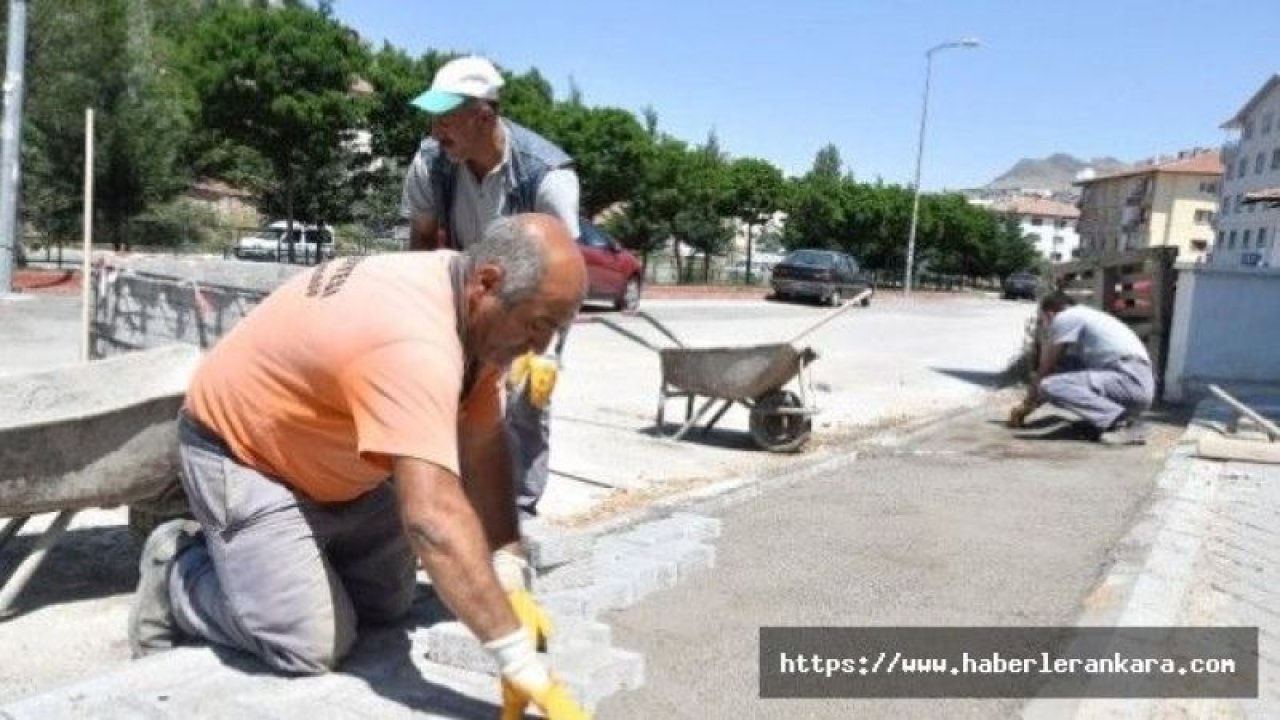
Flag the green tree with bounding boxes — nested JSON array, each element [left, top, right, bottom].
[[179, 4, 367, 261], [544, 105, 649, 217], [810, 143, 844, 180], [722, 157, 785, 283], [14, 0, 195, 250]]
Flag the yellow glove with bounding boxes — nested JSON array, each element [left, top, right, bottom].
[[507, 351, 558, 410], [502, 677, 590, 720]]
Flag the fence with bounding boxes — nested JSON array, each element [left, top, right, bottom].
[[1049, 247, 1179, 396]]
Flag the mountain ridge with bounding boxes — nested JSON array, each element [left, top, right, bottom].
[[985, 153, 1128, 192]]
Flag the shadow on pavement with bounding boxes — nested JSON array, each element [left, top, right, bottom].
[[931, 366, 1011, 388], [0, 524, 139, 618]]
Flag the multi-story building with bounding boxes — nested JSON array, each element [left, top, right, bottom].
[[1216, 74, 1280, 268], [986, 196, 1081, 262], [1074, 149, 1221, 261]]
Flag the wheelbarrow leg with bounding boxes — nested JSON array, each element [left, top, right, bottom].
[[700, 399, 735, 436], [0, 510, 76, 618], [672, 397, 719, 442], [0, 516, 31, 552]]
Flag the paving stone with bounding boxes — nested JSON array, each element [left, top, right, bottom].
[[422, 621, 496, 675], [553, 646, 645, 710], [531, 558, 595, 593], [523, 519, 593, 570]]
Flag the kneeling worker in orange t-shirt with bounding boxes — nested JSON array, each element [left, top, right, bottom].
[[129, 213, 590, 718]]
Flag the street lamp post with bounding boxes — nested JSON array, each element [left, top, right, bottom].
[[904, 37, 979, 297]]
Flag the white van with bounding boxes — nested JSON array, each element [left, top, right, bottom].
[[235, 221, 335, 263]]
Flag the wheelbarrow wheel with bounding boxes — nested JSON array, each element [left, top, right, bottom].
[[749, 390, 812, 452]]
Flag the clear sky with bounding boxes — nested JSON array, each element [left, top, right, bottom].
[[331, 0, 1278, 190]]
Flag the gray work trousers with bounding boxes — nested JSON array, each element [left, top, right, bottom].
[[169, 414, 415, 674], [506, 389, 549, 516], [1038, 357, 1155, 431], [506, 326, 570, 516]]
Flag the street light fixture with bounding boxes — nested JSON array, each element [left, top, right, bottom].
[[904, 37, 979, 297]]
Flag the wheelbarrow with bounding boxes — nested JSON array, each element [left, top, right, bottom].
[[0, 344, 201, 617], [590, 290, 869, 451]]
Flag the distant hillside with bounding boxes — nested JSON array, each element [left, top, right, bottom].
[[986, 153, 1128, 192]]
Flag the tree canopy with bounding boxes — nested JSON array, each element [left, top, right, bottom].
[[7, 0, 1037, 282]]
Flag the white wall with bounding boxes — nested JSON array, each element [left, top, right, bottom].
[[1019, 215, 1080, 261], [1164, 264, 1280, 401]]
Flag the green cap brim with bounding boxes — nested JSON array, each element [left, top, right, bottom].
[[410, 90, 466, 114]]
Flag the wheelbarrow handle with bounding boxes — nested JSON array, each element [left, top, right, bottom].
[[632, 311, 685, 348], [588, 316, 663, 352], [587, 310, 686, 352], [786, 289, 871, 345]]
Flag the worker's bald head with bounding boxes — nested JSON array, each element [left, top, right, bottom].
[[463, 214, 587, 365]]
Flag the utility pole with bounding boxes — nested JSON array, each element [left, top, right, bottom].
[[0, 0, 29, 297]]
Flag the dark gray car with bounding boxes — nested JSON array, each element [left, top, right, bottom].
[[770, 249, 875, 306]]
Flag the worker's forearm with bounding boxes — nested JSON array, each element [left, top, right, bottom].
[[401, 487, 518, 642], [408, 216, 440, 251]]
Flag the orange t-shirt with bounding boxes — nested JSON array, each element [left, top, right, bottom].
[[185, 251, 501, 502]]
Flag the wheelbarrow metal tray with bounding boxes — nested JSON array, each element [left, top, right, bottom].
[[659, 343, 806, 401], [0, 345, 201, 516]]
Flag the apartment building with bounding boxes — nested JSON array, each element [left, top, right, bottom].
[[1216, 74, 1280, 268], [1074, 149, 1221, 261], [987, 195, 1081, 261]]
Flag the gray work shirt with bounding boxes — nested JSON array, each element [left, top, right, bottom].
[[400, 124, 581, 249], [1048, 305, 1150, 368]]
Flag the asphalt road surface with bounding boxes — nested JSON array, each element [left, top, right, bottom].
[[599, 395, 1190, 720]]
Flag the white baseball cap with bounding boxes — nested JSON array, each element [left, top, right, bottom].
[[410, 56, 505, 114]]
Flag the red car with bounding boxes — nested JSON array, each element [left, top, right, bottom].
[[576, 218, 643, 311]]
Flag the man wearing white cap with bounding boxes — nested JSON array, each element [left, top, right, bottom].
[[402, 55, 580, 252], [401, 55, 579, 519]]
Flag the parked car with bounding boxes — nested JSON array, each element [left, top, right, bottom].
[[576, 218, 643, 311], [234, 221, 335, 264], [1002, 270, 1041, 300], [770, 249, 874, 306]]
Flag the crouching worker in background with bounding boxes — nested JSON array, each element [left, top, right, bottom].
[[1007, 291, 1154, 445], [128, 214, 590, 719]]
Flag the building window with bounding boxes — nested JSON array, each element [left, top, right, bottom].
[[1199, 181, 1218, 194], [1248, 200, 1256, 213], [1229, 230, 1237, 248], [1265, 113, 1275, 135], [1053, 235, 1063, 245], [1238, 158, 1249, 178], [1272, 148, 1280, 170], [1236, 194, 1244, 212], [1244, 119, 1255, 139], [1256, 153, 1266, 174], [1243, 229, 1252, 247], [1217, 230, 1225, 247], [1193, 209, 1214, 224], [1259, 227, 1268, 248], [1030, 217, 1043, 226]]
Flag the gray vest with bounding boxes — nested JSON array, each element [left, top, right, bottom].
[[419, 119, 573, 247]]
